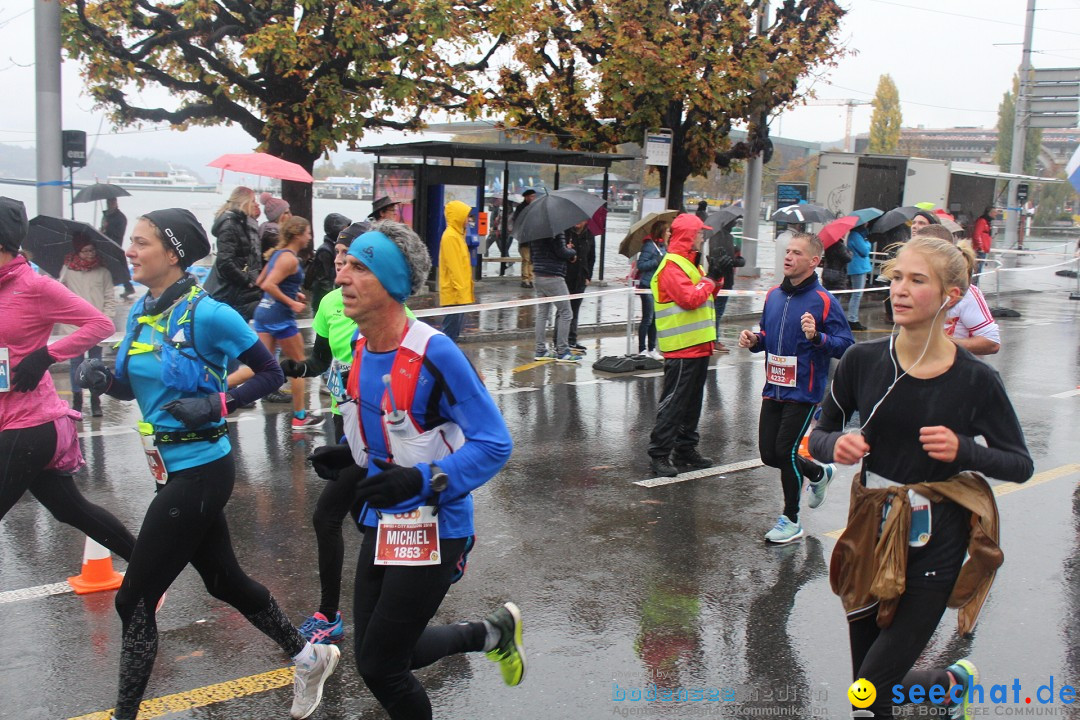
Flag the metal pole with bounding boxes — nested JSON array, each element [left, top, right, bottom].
[[626, 285, 635, 356], [35, 0, 64, 218], [739, 0, 768, 278], [68, 167, 75, 219], [1004, 0, 1037, 250], [599, 167, 609, 282]]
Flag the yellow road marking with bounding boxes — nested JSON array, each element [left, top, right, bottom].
[[513, 358, 554, 373], [68, 667, 294, 720], [821, 463, 1080, 541]]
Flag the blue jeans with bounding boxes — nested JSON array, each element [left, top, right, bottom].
[[441, 308, 464, 343], [846, 272, 867, 323]]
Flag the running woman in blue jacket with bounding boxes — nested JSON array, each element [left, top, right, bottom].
[[77, 209, 339, 720], [738, 232, 854, 543]]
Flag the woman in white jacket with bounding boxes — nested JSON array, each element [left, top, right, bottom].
[[59, 236, 116, 416]]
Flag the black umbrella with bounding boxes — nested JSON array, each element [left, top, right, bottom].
[[704, 207, 744, 233], [25, 216, 130, 284], [513, 189, 606, 244], [771, 203, 835, 224], [869, 206, 923, 234], [73, 183, 132, 204]]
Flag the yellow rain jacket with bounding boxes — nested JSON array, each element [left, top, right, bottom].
[[439, 200, 474, 306]]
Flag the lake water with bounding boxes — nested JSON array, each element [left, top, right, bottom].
[[0, 182, 644, 281]]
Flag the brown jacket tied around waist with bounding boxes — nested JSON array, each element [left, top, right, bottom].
[[830, 470, 1002, 636]]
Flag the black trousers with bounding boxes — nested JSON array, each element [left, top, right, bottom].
[[353, 531, 486, 719], [0, 421, 135, 559], [114, 454, 304, 718], [312, 467, 364, 618], [758, 399, 822, 522], [849, 583, 956, 717], [648, 356, 710, 458]]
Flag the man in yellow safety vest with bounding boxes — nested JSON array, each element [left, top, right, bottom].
[[646, 213, 726, 478]]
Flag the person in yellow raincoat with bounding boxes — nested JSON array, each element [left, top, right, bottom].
[[439, 200, 474, 342]]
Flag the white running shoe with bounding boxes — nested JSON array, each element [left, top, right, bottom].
[[291, 643, 340, 719]]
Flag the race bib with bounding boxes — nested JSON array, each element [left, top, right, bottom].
[[326, 359, 351, 402], [0, 347, 9, 392], [766, 353, 797, 388], [374, 506, 441, 566], [138, 422, 168, 485]]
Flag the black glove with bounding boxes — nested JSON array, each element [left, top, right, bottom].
[[716, 252, 735, 271], [357, 458, 424, 508], [76, 358, 114, 394], [280, 358, 308, 378], [309, 443, 356, 481], [11, 346, 56, 392], [705, 262, 724, 282], [162, 393, 224, 428]]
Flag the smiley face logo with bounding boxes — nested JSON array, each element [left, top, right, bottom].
[[848, 678, 876, 708]]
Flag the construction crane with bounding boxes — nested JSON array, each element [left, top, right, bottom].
[[804, 98, 872, 152]]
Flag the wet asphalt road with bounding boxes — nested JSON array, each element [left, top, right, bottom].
[[2, 291, 1079, 720]]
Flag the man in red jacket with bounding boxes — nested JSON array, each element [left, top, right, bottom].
[[646, 213, 725, 478]]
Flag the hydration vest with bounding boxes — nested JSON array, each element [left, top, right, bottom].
[[115, 286, 225, 395], [340, 319, 465, 468]]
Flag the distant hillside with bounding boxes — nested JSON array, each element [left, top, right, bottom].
[[0, 144, 207, 183]]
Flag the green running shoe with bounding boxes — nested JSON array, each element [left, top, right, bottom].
[[947, 658, 979, 719], [485, 601, 526, 686]]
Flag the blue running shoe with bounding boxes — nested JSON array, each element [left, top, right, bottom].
[[947, 659, 979, 719], [299, 611, 344, 645]]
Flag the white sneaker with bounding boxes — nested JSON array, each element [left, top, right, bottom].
[[764, 515, 804, 544], [807, 463, 836, 509], [648, 349, 664, 361], [291, 643, 340, 719]]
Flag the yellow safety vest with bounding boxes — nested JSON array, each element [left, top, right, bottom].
[[650, 253, 716, 352]]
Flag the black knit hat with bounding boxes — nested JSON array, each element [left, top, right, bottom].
[[337, 220, 372, 245], [143, 209, 211, 267], [0, 197, 28, 254]]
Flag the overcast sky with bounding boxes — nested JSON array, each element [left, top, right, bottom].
[[1, 0, 1077, 168]]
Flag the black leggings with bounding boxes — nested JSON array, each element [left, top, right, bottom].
[[113, 453, 304, 719], [849, 583, 955, 718], [0, 421, 135, 559], [353, 530, 486, 720], [758, 399, 823, 522], [312, 469, 363, 617]]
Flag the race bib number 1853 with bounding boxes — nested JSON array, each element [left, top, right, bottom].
[[374, 506, 441, 566]]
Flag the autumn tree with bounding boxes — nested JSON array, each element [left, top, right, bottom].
[[867, 74, 901, 154], [60, 0, 501, 219], [488, 0, 846, 209], [994, 74, 1043, 175]]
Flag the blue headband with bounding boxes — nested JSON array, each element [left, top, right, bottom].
[[347, 231, 412, 302]]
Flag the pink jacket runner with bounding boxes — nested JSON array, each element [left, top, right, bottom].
[[0, 256, 115, 432]]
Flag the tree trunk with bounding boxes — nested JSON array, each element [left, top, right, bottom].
[[269, 142, 319, 224]]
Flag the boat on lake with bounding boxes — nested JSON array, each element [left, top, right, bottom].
[[106, 168, 216, 192]]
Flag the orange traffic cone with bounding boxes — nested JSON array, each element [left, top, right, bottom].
[[797, 435, 812, 460], [67, 537, 124, 594]]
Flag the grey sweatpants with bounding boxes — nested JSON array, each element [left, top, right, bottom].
[[534, 274, 572, 355]]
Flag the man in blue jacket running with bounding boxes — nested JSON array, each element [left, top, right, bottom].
[[738, 232, 854, 543]]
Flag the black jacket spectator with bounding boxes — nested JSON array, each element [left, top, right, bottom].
[[101, 208, 127, 244], [564, 225, 595, 293], [205, 209, 262, 320], [531, 232, 576, 278]]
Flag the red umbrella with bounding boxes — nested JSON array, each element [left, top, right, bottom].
[[207, 152, 314, 183], [818, 215, 858, 250]]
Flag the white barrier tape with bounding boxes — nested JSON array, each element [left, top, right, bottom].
[[989, 256, 1080, 274], [411, 286, 632, 318]]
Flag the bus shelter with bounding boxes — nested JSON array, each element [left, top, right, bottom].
[[355, 141, 637, 281]]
